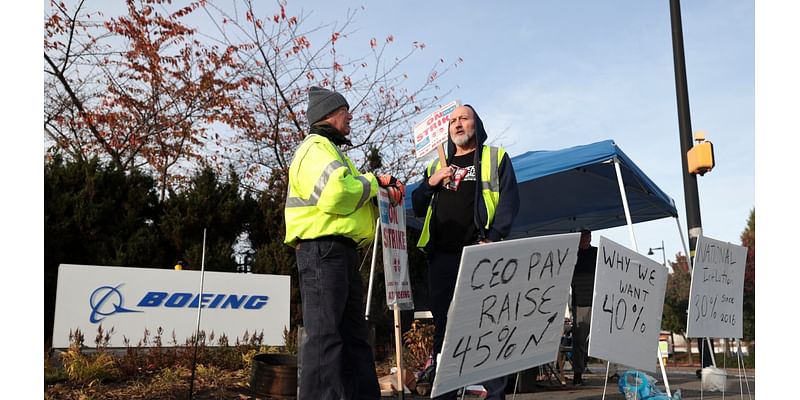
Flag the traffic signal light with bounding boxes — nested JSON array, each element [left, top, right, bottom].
[[688, 131, 714, 176]]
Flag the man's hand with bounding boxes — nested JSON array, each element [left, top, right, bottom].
[[378, 175, 405, 206], [428, 165, 455, 187], [378, 175, 398, 187]]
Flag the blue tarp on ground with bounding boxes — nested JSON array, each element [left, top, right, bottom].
[[405, 139, 678, 238]]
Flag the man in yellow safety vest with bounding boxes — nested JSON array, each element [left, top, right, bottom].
[[411, 104, 520, 400], [284, 86, 404, 400]]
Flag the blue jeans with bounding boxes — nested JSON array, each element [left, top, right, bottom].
[[296, 237, 380, 400]]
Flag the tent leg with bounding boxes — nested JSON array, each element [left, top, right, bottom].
[[657, 347, 672, 397], [612, 157, 638, 251]]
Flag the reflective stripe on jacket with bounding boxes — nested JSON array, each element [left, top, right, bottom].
[[417, 145, 505, 248], [284, 134, 378, 247]]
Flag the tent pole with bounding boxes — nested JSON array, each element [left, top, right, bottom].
[[612, 158, 671, 397], [612, 157, 638, 251], [675, 218, 690, 270]]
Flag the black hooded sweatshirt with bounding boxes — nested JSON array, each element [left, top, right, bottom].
[[411, 104, 520, 253]]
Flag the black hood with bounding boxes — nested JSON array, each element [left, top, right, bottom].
[[445, 104, 487, 159]]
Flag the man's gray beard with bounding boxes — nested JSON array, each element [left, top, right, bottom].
[[452, 131, 474, 147]]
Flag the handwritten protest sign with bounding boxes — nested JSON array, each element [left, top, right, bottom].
[[413, 100, 459, 158], [588, 237, 668, 373], [431, 233, 579, 397], [686, 235, 747, 339], [377, 189, 413, 310]]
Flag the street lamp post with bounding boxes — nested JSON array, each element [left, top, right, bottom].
[[648, 240, 666, 267]]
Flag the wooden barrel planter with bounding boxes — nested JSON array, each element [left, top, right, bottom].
[[249, 353, 298, 398]]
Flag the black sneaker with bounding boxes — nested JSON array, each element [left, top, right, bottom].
[[573, 373, 584, 386]]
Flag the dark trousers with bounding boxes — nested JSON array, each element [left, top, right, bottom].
[[697, 338, 716, 367], [571, 306, 591, 375], [428, 250, 508, 400], [296, 238, 380, 400]]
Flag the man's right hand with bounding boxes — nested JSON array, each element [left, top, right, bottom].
[[428, 165, 455, 187]]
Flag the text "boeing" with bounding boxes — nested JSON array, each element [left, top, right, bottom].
[[138, 292, 269, 310]]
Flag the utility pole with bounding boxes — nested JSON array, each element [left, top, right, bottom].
[[669, 0, 702, 261], [669, 0, 714, 371]]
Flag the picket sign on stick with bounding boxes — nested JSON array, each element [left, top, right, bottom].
[[365, 217, 381, 320], [686, 235, 747, 339], [413, 100, 460, 173], [367, 190, 413, 399], [377, 189, 414, 311], [437, 144, 448, 171], [393, 303, 405, 399], [431, 233, 580, 397], [608, 157, 671, 399], [588, 237, 668, 374]]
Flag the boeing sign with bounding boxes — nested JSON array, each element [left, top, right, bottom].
[[53, 264, 290, 348]]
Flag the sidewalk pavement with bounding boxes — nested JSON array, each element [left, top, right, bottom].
[[399, 362, 755, 400]]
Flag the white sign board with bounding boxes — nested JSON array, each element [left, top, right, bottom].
[[431, 233, 579, 397], [588, 237, 668, 373], [378, 189, 413, 310], [52, 264, 290, 348], [686, 235, 747, 339], [413, 100, 459, 158]]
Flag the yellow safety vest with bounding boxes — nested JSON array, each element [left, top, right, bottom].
[[417, 145, 505, 249], [284, 134, 379, 247]]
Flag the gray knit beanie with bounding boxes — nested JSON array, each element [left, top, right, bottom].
[[306, 86, 349, 127]]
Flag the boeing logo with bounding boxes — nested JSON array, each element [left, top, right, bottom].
[[89, 284, 270, 324], [137, 292, 269, 310], [89, 284, 141, 323]]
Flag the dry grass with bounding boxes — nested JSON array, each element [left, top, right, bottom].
[[45, 326, 275, 399]]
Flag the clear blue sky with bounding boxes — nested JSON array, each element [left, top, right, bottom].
[[288, 0, 754, 263]]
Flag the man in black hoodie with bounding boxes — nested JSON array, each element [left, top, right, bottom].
[[412, 104, 520, 399]]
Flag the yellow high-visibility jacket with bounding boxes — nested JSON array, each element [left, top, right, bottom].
[[416, 145, 506, 249], [284, 134, 378, 247]]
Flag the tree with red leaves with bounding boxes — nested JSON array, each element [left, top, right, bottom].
[[45, 0, 254, 199], [199, 0, 461, 189], [45, 0, 460, 197]]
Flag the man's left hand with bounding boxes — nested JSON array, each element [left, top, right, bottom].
[[378, 175, 405, 206]]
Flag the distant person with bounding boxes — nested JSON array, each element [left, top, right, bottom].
[[411, 104, 520, 400], [284, 86, 405, 400], [570, 229, 597, 386]]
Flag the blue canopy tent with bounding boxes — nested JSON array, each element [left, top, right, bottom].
[[404, 140, 678, 239]]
